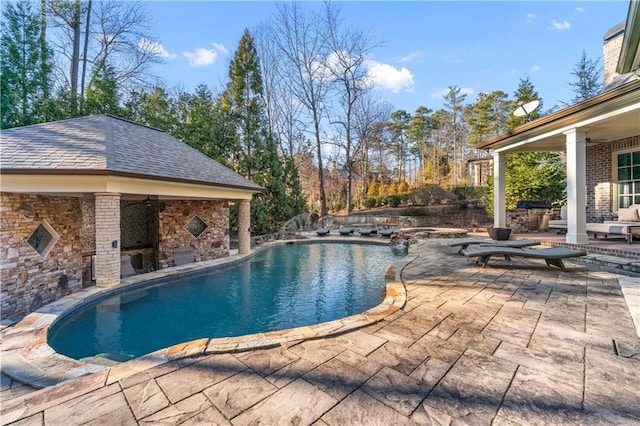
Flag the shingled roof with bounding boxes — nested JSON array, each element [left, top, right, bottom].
[[0, 115, 262, 191]]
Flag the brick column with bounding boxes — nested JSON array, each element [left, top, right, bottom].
[[95, 193, 121, 287], [238, 199, 251, 255]]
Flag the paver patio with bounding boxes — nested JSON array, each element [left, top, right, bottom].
[[1, 239, 639, 425]]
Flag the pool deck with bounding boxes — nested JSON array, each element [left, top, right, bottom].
[[2, 237, 640, 425]]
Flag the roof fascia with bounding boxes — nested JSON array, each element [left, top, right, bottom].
[[476, 81, 640, 151], [0, 174, 257, 200], [617, 0, 640, 74]]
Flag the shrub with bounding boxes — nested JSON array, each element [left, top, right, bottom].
[[388, 194, 401, 207], [364, 198, 377, 209]]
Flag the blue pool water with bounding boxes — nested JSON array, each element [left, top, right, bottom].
[[48, 242, 405, 361]]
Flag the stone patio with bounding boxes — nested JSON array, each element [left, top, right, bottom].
[[2, 239, 640, 425]]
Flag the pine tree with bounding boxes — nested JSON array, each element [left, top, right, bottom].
[[569, 50, 603, 103], [84, 64, 120, 115], [507, 76, 542, 130], [221, 29, 305, 234], [1, 0, 51, 128]]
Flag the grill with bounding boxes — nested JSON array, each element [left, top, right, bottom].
[[516, 200, 552, 209]]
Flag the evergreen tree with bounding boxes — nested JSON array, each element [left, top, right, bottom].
[[84, 64, 120, 115], [1, 0, 51, 128], [485, 76, 565, 212], [221, 29, 305, 234], [507, 76, 542, 130], [569, 50, 603, 103], [465, 90, 510, 146]]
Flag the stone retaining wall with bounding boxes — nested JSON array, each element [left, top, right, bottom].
[[0, 193, 83, 320]]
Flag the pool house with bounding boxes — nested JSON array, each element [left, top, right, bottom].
[[0, 114, 262, 320]]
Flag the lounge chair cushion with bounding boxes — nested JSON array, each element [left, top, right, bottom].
[[338, 227, 354, 235], [460, 246, 586, 270], [616, 206, 640, 221], [316, 228, 330, 236]]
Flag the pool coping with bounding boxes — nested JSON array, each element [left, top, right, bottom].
[[0, 237, 416, 390]]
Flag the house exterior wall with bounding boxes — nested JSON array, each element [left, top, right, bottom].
[[586, 135, 640, 221], [0, 193, 83, 320], [603, 27, 624, 87], [158, 199, 229, 269]]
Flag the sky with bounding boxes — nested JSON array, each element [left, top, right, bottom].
[[144, 1, 630, 113]]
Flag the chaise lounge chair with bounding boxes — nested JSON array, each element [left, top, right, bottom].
[[460, 245, 587, 270], [447, 238, 541, 254], [358, 227, 374, 236], [338, 226, 354, 236], [378, 228, 396, 237], [316, 227, 330, 236]]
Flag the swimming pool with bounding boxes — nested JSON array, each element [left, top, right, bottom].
[[48, 242, 406, 361]]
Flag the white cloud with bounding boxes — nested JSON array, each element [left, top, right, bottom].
[[138, 38, 176, 59], [399, 51, 425, 63], [527, 13, 535, 22], [211, 42, 228, 55], [531, 65, 541, 72], [576, 7, 585, 12], [365, 60, 414, 93], [430, 87, 474, 99], [183, 43, 228, 67], [549, 20, 571, 31]]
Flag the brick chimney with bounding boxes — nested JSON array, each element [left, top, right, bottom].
[[603, 21, 625, 87]]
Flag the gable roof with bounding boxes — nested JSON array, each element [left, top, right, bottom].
[[0, 115, 262, 192]]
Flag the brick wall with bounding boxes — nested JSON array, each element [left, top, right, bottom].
[[158, 200, 229, 269], [586, 136, 640, 221], [0, 193, 83, 320], [603, 29, 623, 87]]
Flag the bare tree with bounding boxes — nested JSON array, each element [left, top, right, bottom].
[[323, 2, 376, 212], [353, 94, 392, 198], [46, 0, 161, 114], [268, 2, 332, 216]]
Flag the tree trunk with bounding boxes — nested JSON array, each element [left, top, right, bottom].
[[79, 0, 92, 114], [40, 0, 48, 121], [69, 0, 81, 115]]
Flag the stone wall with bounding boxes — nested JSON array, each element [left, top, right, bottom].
[[158, 200, 229, 269], [0, 193, 83, 320], [505, 208, 557, 233]]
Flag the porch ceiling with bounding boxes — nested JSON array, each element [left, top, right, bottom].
[[477, 80, 640, 153]]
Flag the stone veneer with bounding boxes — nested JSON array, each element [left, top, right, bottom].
[[158, 200, 229, 269], [94, 193, 121, 288], [0, 193, 83, 320]]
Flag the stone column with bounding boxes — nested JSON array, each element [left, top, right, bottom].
[[95, 193, 121, 287], [493, 151, 507, 228], [565, 128, 588, 244], [238, 199, 251, 255]]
